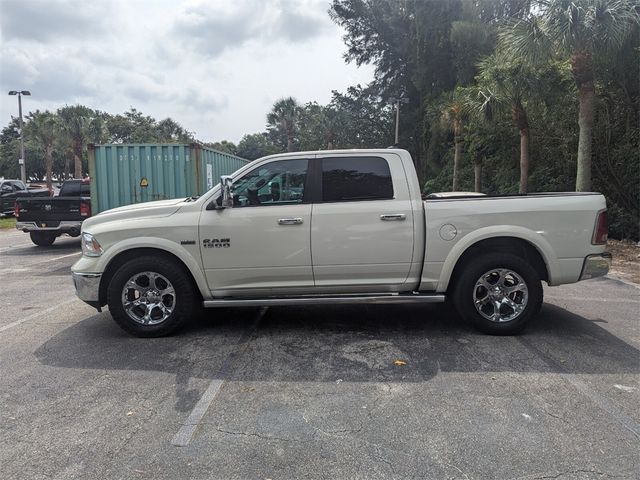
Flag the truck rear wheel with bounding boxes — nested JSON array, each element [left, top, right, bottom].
[[107, 256, 197, 337], [452, 253, 542, 335], [30, 231, 56, 246]]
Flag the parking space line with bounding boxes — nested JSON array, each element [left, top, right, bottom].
[[0, 298, 79, 333], [171, 307, 268, 447]]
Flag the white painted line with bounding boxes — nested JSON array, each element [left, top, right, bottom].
[[32, 251, 81, 265], [171, 307, 268, 447], [172, 380, 224, 447], [545, 296, 640, 304], [0, 297, 79, 334]]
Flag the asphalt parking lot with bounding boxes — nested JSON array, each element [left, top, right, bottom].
[[1, 228, 638, 480]]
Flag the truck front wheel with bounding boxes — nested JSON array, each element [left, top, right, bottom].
[[30, 231, 56, 246], [452, 253, 543, 335], [107, 256, 197, 337]]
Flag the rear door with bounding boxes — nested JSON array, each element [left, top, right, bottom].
[[310, 153, 415, 290]]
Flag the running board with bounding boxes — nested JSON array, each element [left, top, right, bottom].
[[203, 293, 446, 308]]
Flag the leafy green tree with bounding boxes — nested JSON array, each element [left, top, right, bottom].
[[236, 133, 279, 160], [500, 0, 639, 191], [206, 140, 238, 155], [267, 97, 300, 152], [25, 111, 57, 188], [57, 105, 95, 178]]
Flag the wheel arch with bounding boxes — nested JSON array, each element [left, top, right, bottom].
[[98, 247, 206, 307], [439, 231, 554, 293]]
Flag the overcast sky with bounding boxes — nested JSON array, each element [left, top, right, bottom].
[[0, 0, 374, 143]]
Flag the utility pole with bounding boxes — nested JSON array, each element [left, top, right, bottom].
[[8, 90, 31, 183], [389, 96, 409, 145]]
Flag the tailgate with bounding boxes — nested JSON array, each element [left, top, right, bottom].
[[16, 197, 86, 224]]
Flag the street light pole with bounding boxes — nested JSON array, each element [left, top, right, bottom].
[[389, 96, 409, 145], [8, 90, 31, 183]]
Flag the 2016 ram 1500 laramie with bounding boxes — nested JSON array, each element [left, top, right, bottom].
[[71, 149, 611, 337]]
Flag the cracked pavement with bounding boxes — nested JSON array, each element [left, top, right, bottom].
[[0, 229, 639, 479]]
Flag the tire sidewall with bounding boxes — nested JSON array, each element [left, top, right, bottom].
[[107, 256, 196, 337], [454, 253, 543, 335]]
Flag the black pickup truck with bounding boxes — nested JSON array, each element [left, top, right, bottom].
[[15, 179, 91, 246], [0, 179, 50, 215]]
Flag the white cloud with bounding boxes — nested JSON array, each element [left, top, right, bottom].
[[0, 0, 373, 143]]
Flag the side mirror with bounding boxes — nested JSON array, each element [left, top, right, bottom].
[[220, 175, 234, 209]]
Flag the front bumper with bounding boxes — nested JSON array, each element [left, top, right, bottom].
[[579, 252, 612, 281], [72, 272, 102, 309]]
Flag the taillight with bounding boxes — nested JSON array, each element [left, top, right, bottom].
[[592, 210, 608, 245], [14, 202, 19, 218], [80, 201, 91, 217]]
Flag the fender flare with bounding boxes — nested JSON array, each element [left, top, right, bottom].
[[97, 237, 210, 299], [436, 226, 558, 292]]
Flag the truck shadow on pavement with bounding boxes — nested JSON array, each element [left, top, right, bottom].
[[2, 237, 80, 256], [35, 302, 639, 402]]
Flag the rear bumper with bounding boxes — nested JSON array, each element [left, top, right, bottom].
[[72, 272, 102, 308], [579, 252, 612, 281], [16, 221, 82, 235]]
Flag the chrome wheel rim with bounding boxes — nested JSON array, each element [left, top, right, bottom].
[[121, 271, 176, 325], [473, 268, 528, 323]]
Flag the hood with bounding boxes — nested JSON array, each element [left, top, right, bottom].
[[83, 198, 186, 229]]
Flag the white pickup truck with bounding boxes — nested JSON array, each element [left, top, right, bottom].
[[71, 149, 611, 337]]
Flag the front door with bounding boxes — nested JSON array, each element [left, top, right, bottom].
[[200, 156, 313, 296]]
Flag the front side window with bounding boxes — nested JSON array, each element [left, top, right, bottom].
[[231, 159, 308, 207], [321, 156, 393, 202]]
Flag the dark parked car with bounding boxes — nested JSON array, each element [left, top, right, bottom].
[[0, 179, 50, 216], [15, 179, 91, 246]]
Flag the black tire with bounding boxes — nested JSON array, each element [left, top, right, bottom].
[[107, 256, 198, 337], [30, 231, 56, 246], [452, 252, 543, 335]]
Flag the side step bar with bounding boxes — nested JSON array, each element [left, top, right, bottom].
[[203, 293, 446, 308]]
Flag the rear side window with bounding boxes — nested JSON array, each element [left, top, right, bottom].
[[62, 182, 80, 196], [321, 156, 393, 202], [80, 183, 90, 195]]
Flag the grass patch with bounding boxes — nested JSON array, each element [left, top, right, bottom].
[[0, 217, 16, 229]]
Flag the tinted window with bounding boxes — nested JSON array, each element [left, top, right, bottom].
[[13, 181, 26, 191], [231, 159, 308, 207], [80, 183, 90, 195], [321, 157, 393, 202], [61, 181, 80, 196]]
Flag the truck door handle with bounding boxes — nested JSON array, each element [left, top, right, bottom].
[[278, 218, 304, 225], [380, 214, 406, 221]]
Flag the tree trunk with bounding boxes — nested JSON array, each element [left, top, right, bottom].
[[474, 156, 483, 193], [64, 157, 71, 179], [576, 84, 594, 191], [45, 145, 53, 190], [452, 123, 462, 191], [327, 140, 334, 150], [287, 135, 294, 152], [519, 127, 530, 194], [572, 51, 595, 192], [73, 140, 83, 178]]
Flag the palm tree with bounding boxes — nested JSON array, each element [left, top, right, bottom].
[[57, 105, 94, 178], [441, 88, 471, 191], [27, 111, 57, 189], [267, 97, 300, 152], [473, 53, 541, 193], [500, 0, 639, 191]]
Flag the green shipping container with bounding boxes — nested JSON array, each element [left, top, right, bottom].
[[88, 144, 250, 213]]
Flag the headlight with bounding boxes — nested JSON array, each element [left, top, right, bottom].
[[81, 232, 103, 257]]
